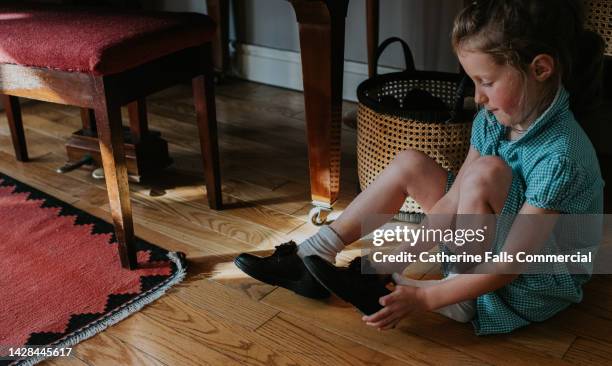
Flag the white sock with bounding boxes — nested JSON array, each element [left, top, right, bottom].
[[296, 226, 345, 264]]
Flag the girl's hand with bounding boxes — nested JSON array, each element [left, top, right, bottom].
[[362, 285, 430, 330]]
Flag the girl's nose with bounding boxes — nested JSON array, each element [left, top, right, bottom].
[[475, 89, 488, 105]]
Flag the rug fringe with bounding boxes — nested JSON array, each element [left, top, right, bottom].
[[16, 252, 187, 366]]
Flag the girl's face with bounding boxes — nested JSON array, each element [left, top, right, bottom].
[[458, 49, 540, 128]]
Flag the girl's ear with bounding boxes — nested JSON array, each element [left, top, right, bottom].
[[530, 54, 555, 81]]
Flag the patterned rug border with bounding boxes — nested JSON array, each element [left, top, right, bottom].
[[15, 252, 186, 366], [0, 172, 187, 366]]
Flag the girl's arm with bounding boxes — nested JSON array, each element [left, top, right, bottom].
[[422, 203, 559, 310], [364, 203, 559, 329]]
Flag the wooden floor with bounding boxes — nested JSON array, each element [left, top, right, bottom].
[[2, 79, 611, 366]]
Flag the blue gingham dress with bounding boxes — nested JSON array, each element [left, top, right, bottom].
[[446, 86, 605, 335]]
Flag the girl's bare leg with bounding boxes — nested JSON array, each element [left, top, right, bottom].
[[457, 156, 512, 215], [329, 149, 450, 244], [452, 156, 513, 264]]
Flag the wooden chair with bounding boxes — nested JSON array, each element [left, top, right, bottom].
[[0, 4, 222, 268]]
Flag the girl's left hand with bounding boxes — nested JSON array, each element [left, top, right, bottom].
[[362, 285, 429, 330]]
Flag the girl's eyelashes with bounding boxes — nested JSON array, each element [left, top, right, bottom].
[[480, 81, 493, 87]]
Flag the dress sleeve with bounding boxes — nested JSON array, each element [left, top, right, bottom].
[[524, 156, 592, 212]]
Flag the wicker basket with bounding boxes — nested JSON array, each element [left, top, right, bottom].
[[584, 0, 612, 56], [356, 38, 473, 222]]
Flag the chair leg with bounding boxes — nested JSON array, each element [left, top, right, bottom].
[[1, 95, 28, 161], [193, 52, 222, 210], [127, 98, 149, 144], [93, 91, 137, 269], [80, 108, 97, 136]]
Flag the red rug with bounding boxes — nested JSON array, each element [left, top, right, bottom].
[[0, 173, 186, 365]]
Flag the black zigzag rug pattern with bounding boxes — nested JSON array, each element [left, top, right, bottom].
[[0, 172, 187, 366]]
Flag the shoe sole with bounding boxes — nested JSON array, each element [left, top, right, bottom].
[[303, 257, 386, 315], [233, 256, 330, 299]]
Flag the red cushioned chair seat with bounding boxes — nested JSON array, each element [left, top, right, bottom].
[[0, 4, 215, 75]]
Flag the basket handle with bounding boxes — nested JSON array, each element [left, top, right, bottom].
[[374, 37, 416, 76], [448, 74, 472, 123]]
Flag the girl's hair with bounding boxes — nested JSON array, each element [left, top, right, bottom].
[[451, 0, 605, 121]]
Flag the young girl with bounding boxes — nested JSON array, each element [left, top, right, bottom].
[[235, 0, 606, 335]]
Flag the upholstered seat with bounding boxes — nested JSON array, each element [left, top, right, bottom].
[[0, 4, 216, 75]]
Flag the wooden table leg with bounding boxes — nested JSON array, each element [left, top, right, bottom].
[[206, 0, 230, 74], [366, 0, 379, 77], [1, 95, 28, 162], [94, 79, 137, 270], [288, 0, 349, 212]]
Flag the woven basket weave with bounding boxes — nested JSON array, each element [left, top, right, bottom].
[[356, 38, 473, 222], [584, 0, 612, 56]]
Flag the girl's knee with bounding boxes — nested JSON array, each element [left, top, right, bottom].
[[461, 156, 512, 191], [392, 149, 433, 174]]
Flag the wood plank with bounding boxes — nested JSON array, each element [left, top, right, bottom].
[[261, 288, 486, 366], [576, 275, 612, 321], [563, 337, 612, 366], [395, 313, 575, 361], [70, 332, 166, 366], [146, 89, 360, 186], [292, 100, 359, 126], [173, 276, 279, 330], [214, 79, 307, 118], [0, 124, 67, 160], [70, 193, 239, 257], [256, 312, 416, 366], [126, 195, 287, 253], [105, 296, 295, 366], [41, 355, 91, 366], [156, 179, 307, 234], [15, 110, 81, 140], [222, 178, 311, 217], [136, 174, 307, 235], [262, 287, 575, 366], [186, 252, 277, 301], [122, 193, 293, 250], [58, 164, 297, 253], [56, 155, 307, 251], [0, 151, 91, 206], [548, 305, 612, 344]]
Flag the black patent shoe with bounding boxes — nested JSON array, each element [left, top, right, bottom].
[[234, 241, 330, 299], [303, 255, 393, 315]]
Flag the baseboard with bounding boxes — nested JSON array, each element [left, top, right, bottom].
[[232, 43, 401, 102]]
